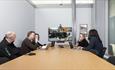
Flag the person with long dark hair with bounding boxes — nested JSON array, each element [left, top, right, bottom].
[[82, 29, 104, 57], [34, 33, 43, 48]]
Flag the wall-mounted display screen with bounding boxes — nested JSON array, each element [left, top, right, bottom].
[[48, 26, 72, 42]]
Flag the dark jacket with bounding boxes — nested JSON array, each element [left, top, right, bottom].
[[0, 38, 20, 59], [83, 37, 103, 57], [32, 41, 43, 49], [20, 38, 37, 55], [78, 39, 89, 48]]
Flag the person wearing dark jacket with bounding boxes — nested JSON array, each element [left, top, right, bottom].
[[77, 33, 89, 48], [0, 32, 20, 61], [82, 29, 104, 57], [20, 31, 37, 55]]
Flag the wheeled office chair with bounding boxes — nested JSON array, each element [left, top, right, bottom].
[[107, 56, 115, 65]]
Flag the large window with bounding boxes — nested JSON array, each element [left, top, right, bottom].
[[109, 0, 115, 44]]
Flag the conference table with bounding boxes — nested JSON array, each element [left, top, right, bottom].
[[0, 46, 115, 70]]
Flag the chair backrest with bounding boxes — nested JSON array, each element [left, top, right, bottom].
[[108, 44, 113, 56], [108, 44, 115, 56], [112, 44, 115, 56], [103, 47, 107, 52]]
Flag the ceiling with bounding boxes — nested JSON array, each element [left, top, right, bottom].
[[29, 0, 94, 5]]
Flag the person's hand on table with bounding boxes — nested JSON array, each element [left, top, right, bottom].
[[77, 46, 83, 50]]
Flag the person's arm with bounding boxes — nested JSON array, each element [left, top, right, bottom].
[[37, 42, 43, 46], [83, 37, 95, 51], [77, 40, 86, 47], [0, 43, 17, 59], [0, 47, 14, 59], [25, 40, 37, 51], [10, 44, 21, 57], [77, 41, 81, 46], [83, 39, 89, 47]]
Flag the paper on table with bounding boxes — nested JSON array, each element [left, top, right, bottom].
[[41, 45, 47, 49]]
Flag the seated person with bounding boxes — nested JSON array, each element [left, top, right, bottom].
[[35, 33, 43, 47], [20, 31, 37, 55], [35, 33, 47, 49], [58, 24, 64, 32], [0, 31, 20, 60], [82, 29, 104, 57], [77, 33, 89, 49]]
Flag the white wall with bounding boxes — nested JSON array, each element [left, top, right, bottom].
[[35, 7, 91, 44], [35, 8, 72, 44], [76, 8, 92, 39], [0, 0, 35, 47]]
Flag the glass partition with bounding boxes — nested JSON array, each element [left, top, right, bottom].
[[109, 0, 115, 44]]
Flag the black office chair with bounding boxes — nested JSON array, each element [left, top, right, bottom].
[[107, 56, 115, 65], [108, 44, 114, 56]]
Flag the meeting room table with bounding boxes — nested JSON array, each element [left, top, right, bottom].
[[0, 46, 115, 70]]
